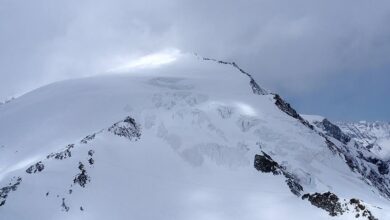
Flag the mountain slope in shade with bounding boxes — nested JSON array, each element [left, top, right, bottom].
[[0, 54, 389, 220]]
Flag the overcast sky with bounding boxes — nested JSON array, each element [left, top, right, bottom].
[[1, 0, 389, 121]]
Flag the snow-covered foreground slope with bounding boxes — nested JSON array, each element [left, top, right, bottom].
[[0, 54, 389, 219]]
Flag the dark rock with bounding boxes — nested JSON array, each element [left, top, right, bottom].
[[26, 161, 45, 174], [273, 94, 314, 130], [73, 162, 90, 188], [285, 177, 304, 197], [363, 156, 380, 165], [359, 156, 389, 175], [316, 119, 350, 144], [80, 133, 96, 144], [366, 143, 374, 150], [349, 198, 378, 220], [0, 177, 22, 206], [88, 158, 94, 165], [302, 192, 344, 216], [108, 116, 141, 141], [231, 62, 268, 95], [377, 161, 389, 175], [254, 152, 281, 175], [47, 144, 74, 160], [254, 152, 303, 196], [325, 138, 340, 155]]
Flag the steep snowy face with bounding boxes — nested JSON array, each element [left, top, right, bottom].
[[0, 54, 388, 220], [305, 115, 390, 204], [337, 121, 390, 159]]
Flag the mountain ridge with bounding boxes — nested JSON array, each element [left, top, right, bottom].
[[0, 54, 388, 219]]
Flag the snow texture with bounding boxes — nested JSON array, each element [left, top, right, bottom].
[[0, 54, 389, 220]]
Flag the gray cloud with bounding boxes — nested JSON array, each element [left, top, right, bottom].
[[1, 0, 389, 120]]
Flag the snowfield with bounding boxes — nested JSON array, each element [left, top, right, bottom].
[[0, 54, 389, 220]]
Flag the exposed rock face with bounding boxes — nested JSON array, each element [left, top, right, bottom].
[[108, 116, 141, 141], [284, 174, 304, 197], [254, 152, 281, 175], [377, 161, 389, 175], [301, 192, 378, 219], [80, 133, 97, 144], [231, 62, 268, 95], [302, 192, 344, 216], [273, 94, 314, 130], [314, 119, 351, 144], [324, 138, 340, 155], [73, 162, 90, 188], [88, 150, 95, 165], [254, 152, 303, 196], [0, 177, 22, 206], [47, 144, 74, 160], [349, 199, 378, 220], [26, 161, 45, 174]]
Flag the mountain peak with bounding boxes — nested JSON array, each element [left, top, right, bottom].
[[0, 56, 388, 219]]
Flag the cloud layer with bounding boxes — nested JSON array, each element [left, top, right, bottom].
[[1, 0, 389, 120]]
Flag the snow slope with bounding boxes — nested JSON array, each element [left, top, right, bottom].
[[0, 54, 389, 220], [337, 121, 390, 160]]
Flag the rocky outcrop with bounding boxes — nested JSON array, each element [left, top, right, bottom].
[[377, 161, 389, 175], [26, 161, 45, 174], [254, 152, 303, 196], [88, 150, 95, 165], [0, 177, 22, 206], [47, 144, 74, 160], [302, 192, 344, 216], [80, 133, 97, 144], [314, 119, 350, 144], [73, 162, 90, 188], [108, 116, 141, 141], [273, 94, 314, 130], [254, 152, 281, 175], [349, 198, 378, 220], [301, 193, 378, 219]]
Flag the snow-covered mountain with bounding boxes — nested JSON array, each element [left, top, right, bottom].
[[0, 53, 389, 220], [336, 121, 390, 160]]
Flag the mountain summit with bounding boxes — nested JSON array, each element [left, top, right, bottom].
[[0, 54, 388, 220]]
